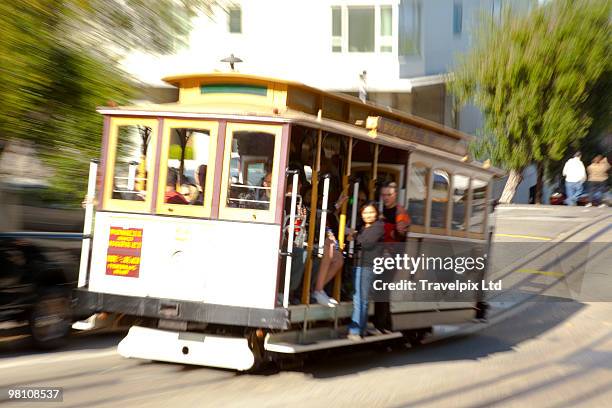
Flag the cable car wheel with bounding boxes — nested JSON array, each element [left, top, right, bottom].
[[401, 328, 432, 347]]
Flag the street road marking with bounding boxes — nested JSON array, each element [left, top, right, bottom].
[[495, 233, 552, 241], [516, 268, 565, 277], [0, 349, 118, 369], [496, 206, 552, 211]]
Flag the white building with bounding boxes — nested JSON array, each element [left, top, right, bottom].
[[123, 0, 538, 201]]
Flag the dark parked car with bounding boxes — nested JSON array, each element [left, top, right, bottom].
[[0, 238, 73, 349]]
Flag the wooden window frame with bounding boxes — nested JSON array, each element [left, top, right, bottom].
[[406, 161, 429, 234], [468, 177, 488, 235], [102, 117, 159, 213], [155, 119, 219, 218], [218, 122, 283, 224], [429, 168, 450, 235], [450, 173, 470, 238]]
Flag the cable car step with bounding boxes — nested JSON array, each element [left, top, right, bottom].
[[288, 302, 354, 323], [118, 326, 255, 371], [264, 326, 402, 354]]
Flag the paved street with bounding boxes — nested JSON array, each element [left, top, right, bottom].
[[1, 205, 611, 408]]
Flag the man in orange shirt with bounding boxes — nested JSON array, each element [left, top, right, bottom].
[[381, 182, 411, 243], [374, 181, 411, 333]]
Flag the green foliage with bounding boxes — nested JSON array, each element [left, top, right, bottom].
[[169, 145, 194, 160], [449, 0, 611, 176], [0, 0, 213, 206]]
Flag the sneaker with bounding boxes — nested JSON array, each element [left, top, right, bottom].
[[327, 297, 339, 305], [313, 291, 336, 307], [585, 203, 593, 207], [599, 204, 607, 208], [347, 333, 362, 342]]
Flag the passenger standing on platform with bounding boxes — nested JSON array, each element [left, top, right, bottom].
[[193, 164, 207, 205], [375, 181, 410, 333], [562, 152, 587, 206], [312, 190, 348, 307], [346, 202, 384, 340]]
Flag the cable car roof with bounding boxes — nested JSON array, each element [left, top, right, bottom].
[[97, 72, 504, 176], [161, 72, 473, 142]]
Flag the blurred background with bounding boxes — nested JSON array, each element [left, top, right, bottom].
[[0, 2, 610, 406]]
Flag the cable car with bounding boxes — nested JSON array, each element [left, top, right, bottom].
[[74, 72, 503, 371]]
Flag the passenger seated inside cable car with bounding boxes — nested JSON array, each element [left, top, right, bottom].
[[180, 182, 199, 204], [193, 164, 207, 205], [163, 127, 211, 207], [312, 140, 349, 306], [254, 172, 272, 210], [226, 130, 275, 210], [164, 168, 189, 205]]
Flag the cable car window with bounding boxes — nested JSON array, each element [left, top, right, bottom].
[[469, 178, 488, 233], [112, 124, 154, 202], [407, 163, 428, 226], [226, 131, 275, 210], [164, 128, 210, 205], [430, 169, 449, 229], [451, 174, 469, 231]]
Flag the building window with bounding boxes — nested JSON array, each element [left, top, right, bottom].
[[348, 7, 375, 52], [332, 6, 342, 52], [453, 1, 463, 35], [228, 6, 241, 33], [399, 0, 421, 56], [380, 5, 393, 52], [331, 5, 394, 53]]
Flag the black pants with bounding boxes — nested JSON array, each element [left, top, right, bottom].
[[374, 302, 391, 331], [373, 263, 394, 331]]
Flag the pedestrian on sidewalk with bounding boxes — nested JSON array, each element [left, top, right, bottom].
[[586, 154, 610, 207], [562, 152, 587, 206]]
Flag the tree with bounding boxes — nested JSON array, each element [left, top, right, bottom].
[[449, 0, 611, 203], [0, 0, 215, 205]]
